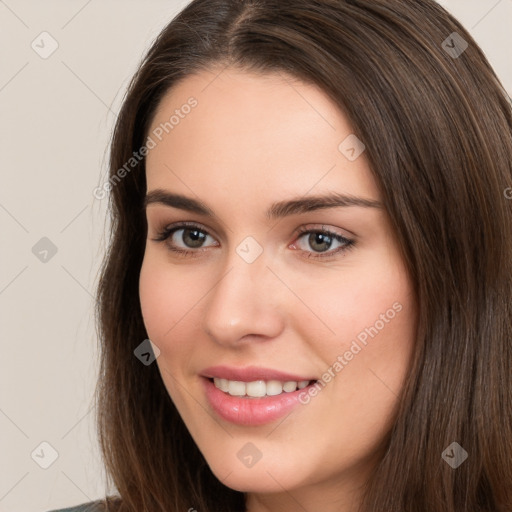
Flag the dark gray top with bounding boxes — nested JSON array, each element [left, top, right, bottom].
[[47, 500, 105, 512]]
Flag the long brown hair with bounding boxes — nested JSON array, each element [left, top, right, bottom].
[[94, 1, 512, 510]]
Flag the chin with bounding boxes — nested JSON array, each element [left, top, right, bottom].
[[205, 453, 306, 493]]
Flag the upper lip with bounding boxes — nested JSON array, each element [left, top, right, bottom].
[[201, 365, 317, 382]]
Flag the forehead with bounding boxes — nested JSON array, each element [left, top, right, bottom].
[[145, 67, 380, 205]]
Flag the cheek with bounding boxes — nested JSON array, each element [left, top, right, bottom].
[[139, 257, 163, 337], [139, 254, 184, 342], [304, 263, 413, 347], [308, 251, 416, 400], [296, 271, 415, 465], [139, 257, 194, 401], [139, 253, 212, 373]]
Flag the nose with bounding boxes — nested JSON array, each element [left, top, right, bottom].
[[201, 248, 285, 347]]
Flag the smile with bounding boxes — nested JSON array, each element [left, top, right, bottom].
[[200, 365, 320, 426], [212, 378, 312, 397]]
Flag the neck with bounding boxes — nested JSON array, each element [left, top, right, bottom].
[[244, 466, 369, 512]]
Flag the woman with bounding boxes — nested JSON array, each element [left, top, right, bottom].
[[51, 0, 512, 511]]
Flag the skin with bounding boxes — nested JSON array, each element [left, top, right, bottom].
[[139, 66, 417, 512]]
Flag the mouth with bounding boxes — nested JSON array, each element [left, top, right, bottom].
[[200, 366, 320, 426], [208, 377, 316, 398]]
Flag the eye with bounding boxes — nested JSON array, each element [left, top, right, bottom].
[[152, 222, 217, 257], [292, 225, 355, 259]]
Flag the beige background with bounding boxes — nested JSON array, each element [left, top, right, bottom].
[[1, 1, 511, 511]]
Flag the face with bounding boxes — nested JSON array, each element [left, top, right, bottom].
[[139, 66, 417, 510]]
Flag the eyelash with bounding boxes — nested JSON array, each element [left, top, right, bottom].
[[151, 221, 355, 260]]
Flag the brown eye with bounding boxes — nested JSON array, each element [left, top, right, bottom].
[[152, 223, 217, 254], [306, 232, 334, 253], [177, 228, 208, 248], [294, 227, 354, 258]]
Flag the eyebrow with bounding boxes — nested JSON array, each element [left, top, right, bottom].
[[143, 189, 382, 220]]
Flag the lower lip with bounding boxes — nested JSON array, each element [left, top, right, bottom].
[[202, 377, 316, 426]]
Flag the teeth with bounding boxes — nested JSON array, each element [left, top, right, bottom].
[[215, 378, 229, 392], [228, 380, 246, 396], [246, 380, 266, 397], [213, 378, 311, 397], [266, 380, 283, 396], [283, 381, 297, 392]]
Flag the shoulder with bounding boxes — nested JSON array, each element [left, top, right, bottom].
[[46, 500, 107, 512]]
